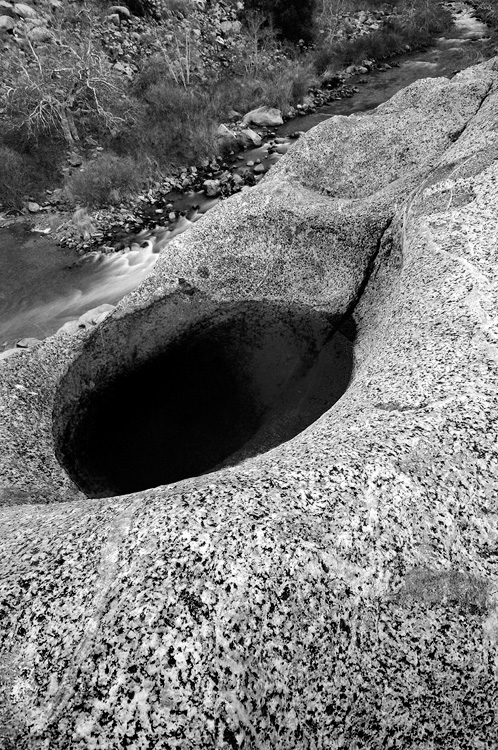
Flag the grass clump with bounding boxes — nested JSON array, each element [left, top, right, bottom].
[[119, 78, 221, 170], [65, 153, 142, 207], [210, 59, 316, 116], [0, 146, 33, 210], [207, 13, 317, 116]]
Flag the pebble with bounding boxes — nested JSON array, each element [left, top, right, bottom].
[[0, 14, 15, 29], [203, 179, 222, 197], [108, 5, 130, 18], [13, 2, 36, 18], [16, 337, 41, 348], [27, 26, 53, 42], [68, 153, 83, 167]]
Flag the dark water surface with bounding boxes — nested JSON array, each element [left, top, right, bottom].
[[0, 3, 490, 351]]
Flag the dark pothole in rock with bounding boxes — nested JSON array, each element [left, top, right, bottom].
[[53, 293, 354, 498]]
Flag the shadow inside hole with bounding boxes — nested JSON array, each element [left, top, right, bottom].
[[54, 299, 355, 498]]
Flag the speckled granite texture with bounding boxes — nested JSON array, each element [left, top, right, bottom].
[[1, 60, 498, 748]]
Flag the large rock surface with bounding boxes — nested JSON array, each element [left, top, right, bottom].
[[1, 60, 498, 747], [241, 106, 284, 128]]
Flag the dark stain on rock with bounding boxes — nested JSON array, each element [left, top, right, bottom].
[[197, 265, 210, 279], [394, 568, 489, 615]]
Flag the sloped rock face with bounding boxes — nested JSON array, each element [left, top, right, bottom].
[[1, 60, 498, 748]]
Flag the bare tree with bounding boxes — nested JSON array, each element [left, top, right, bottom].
[[1, 27, 134, 147]]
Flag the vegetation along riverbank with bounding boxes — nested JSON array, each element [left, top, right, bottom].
[[0, 0, 494, 252]]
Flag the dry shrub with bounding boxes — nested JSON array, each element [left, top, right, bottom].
[[137, 81, 220, 166], [2, 30, 131, 150], [133, 54, 172, 97]]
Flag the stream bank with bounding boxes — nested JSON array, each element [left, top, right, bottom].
[[0, 1, 493, 353]]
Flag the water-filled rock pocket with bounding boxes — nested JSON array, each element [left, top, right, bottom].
[[53, 294, 353, 497]]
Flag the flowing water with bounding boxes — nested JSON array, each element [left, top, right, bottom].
[[0, 3, 490, 352]]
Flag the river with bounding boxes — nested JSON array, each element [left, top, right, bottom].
[[0, 2, 490, 352]]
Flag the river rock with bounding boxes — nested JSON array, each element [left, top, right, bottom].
[[16, 337, 41, 348], [68, 152, 82, 167], [27, 26, 52, 42], [77, 304, 116, 328], [57, 305, 116, 337], [13, 2, 35, 17], [57, 319, 81, 335], [108, 5, 131, 18], [2, 59, 498, 748], [27, 201, 40, 213], [216, 123, 235, 139], [241, 105, 284, 127], [238, 127, 262, 147], [219, 19, 241, 35], [215, 124, 237, 150], [0, 1, 15, 17], [0, 13, 14, 29], [275, 143, 289, 154], [203, 178, 221, 197]]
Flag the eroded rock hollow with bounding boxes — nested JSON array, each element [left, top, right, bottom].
[[1, 60, 498, 749], [54, 298, 353, 497]]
